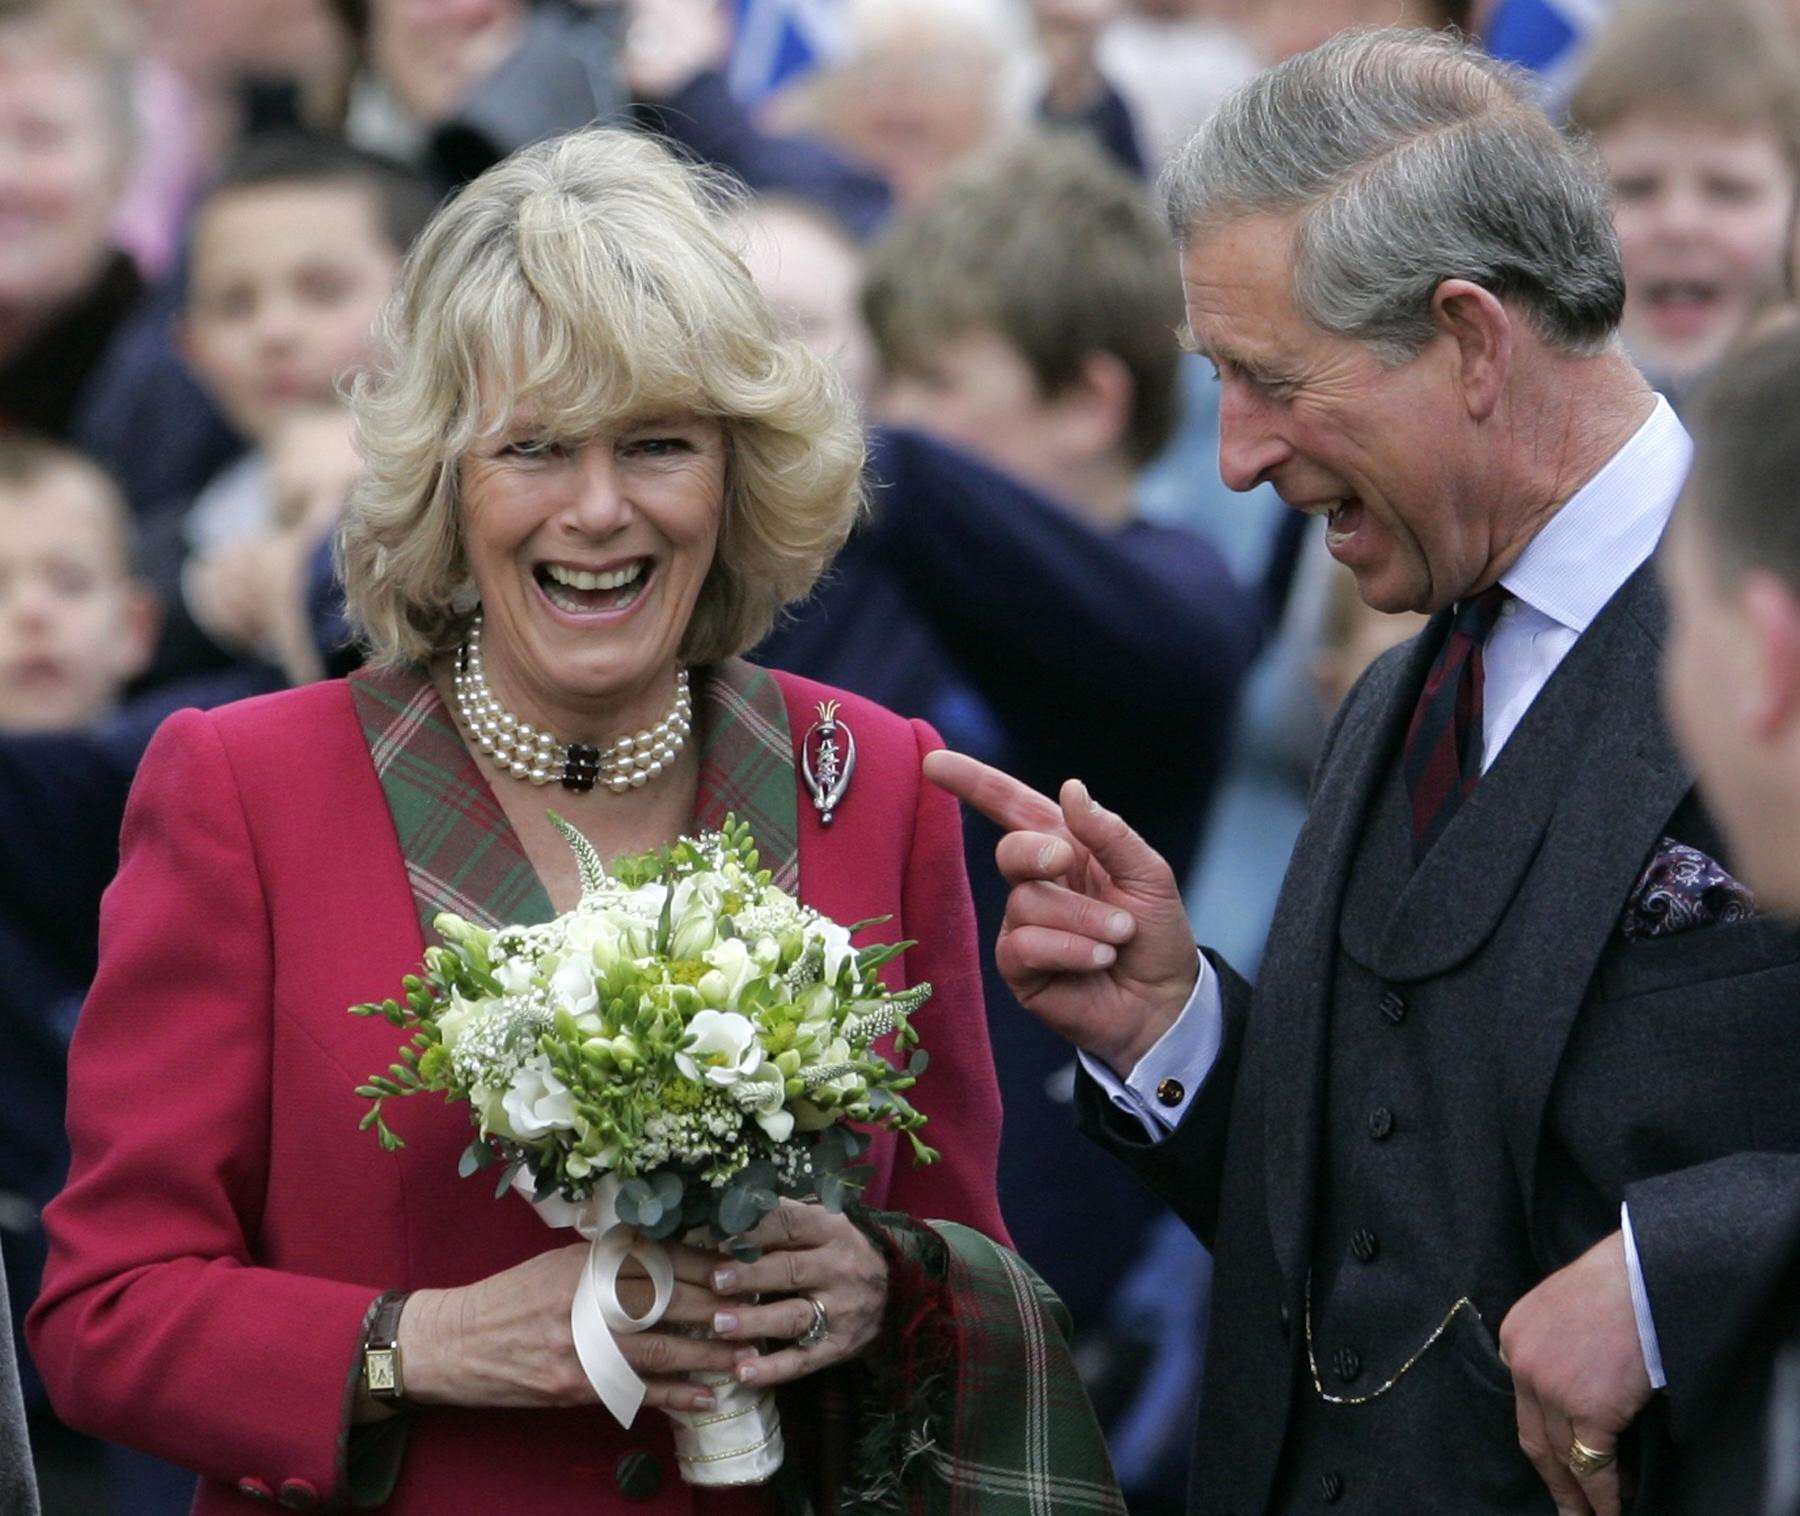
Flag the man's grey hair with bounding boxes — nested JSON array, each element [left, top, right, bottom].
[[1161, 28, 1625, 363]]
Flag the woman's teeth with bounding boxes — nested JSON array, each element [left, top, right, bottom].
[[538, 561, 648, 613], [545, 562, 644, 592]]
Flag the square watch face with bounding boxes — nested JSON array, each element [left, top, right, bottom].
[[366, 1349, 397, 1393]]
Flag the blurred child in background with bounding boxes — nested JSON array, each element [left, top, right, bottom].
[[0, 0, 140, 442], [1570, 0, 1800, 409]]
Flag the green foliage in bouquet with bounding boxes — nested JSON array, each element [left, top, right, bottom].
[[351, 814, 936, 1257]]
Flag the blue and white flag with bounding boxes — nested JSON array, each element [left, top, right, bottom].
[[727, 0, 847, 105], [1481, 0, 1615, 115]]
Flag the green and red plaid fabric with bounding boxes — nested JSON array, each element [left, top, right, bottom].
[[924, 1222, 1126, 1515], [347, 658, 799, 947], [820, 1218, 1125, 1515]]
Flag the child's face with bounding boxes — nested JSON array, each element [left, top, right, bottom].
[[0, 31, 125, 315], [184, 181, 401, 443], [1603, 114, 1797, 387], [0, 473, 156, 732]]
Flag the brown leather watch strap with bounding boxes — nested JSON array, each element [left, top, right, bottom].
[[361, 1290, 411, 1403]]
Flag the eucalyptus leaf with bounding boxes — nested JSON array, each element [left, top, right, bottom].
[[718, 1186, 762, 1236], [494, 1159, 522, 1200], [908, 1049, 930, 1077]]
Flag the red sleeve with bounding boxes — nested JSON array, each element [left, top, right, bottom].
[[876, 719, 1011, 1247], [27, 709, 379, 1499]]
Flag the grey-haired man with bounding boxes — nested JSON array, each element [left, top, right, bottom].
[[931, 27, 1800, 1516]]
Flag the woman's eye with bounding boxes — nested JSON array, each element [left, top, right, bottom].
[[625, 437, 692, 458], [503, 440, 562, 460]]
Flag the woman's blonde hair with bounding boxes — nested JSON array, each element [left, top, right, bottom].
[[339, 127, 866, 668]]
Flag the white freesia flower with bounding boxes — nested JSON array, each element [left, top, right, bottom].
[[502, 1054, 578, 1138], [813, 918, 854, 985], [670, 875, 723, 958], [561, 909, 624, 966], [548, 955, 599, 1016], [698, 937, 757, 1010], [676, 1009, 763, 1087], [434, 990, 482, 1054], [494, 958, 537, 995], [734, 1066, 794, 1142]]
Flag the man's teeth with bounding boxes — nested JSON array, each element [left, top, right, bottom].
[[544, 562, 645, 591]]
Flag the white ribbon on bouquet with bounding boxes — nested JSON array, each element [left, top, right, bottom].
[[515, 1170, 785, 1486]]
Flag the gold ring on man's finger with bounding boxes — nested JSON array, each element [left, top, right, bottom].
[[1567, 1435, 1616, 1478]]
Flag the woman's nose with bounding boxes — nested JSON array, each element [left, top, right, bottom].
[[562, 445, 633, 534]]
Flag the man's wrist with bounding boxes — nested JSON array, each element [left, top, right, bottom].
[[1104, 958, 1203, 1078]]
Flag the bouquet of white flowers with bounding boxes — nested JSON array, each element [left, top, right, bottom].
[[351, 813, 935, 1486]]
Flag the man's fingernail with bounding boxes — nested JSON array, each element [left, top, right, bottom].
[[713, 1268, 737, 1292], [1080, 781, 1100, 812], [1106, 911, 1131, 936], [1092, 944, 1116, 967], [1038, 840, 1060, 869], [713, 1312, 738, 1334], [734, 1347, 757, 1364], [737, 1361, 759, 1383]]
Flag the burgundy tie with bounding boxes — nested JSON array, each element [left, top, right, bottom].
[[1402, 585, 1510, 861]]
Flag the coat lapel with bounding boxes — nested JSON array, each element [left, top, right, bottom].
[[347, 658, 799, 948], [348, 665, 553, 943], [1493, 569, 1694, 1222], [1258, 623, 1441, 1288]]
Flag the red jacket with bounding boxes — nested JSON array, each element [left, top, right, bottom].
[[29, 666, 1007, 1513]]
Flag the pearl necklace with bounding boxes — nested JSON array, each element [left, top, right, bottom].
[[451, 615, 692, 794]]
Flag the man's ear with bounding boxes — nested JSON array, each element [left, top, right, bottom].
[[1429, 279, 1511, 422], [1048, 351, 1135, 465], [1739, 569, 1800, 740]]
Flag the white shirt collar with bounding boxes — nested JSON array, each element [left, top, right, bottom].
[[1498, 395, 1691, 634]]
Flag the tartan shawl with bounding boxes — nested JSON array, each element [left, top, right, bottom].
[[345, 656, 800, 943], [803, 1217, 1125, 1516]]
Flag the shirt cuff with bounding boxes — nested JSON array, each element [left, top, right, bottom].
[[1620, 1202, 1668, 1390], [1077, 952, 1220, 1140]]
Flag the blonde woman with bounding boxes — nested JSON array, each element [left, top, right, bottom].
[[28, 130, 1034, 1514]]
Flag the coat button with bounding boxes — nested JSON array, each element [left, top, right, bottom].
[[1333, 1346, 1362, 1382], [278, 1480, 320, 1511], [1350, 1228, 1380, 1264], [614, 1451, 665, 1501], [1319, 1470, 1345, 1503], [1155, 1077, 1185, 1107], [1378, 990, 1407, 1024], [236, 1478, 274, 1502], [1367, 1106, 1395, 1140]]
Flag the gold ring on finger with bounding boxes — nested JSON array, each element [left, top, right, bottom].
[[1567, 1435, 1616, 1478]]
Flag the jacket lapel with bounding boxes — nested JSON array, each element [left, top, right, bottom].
[[347, 658, 799, 948], [348, 665, 553, 944], [690, 658, 799, 893], [1258, 623, 1441, 1288], [1492, 570, 1694, 1222]]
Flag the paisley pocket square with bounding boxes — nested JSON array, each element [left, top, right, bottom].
[[1620, 838, 1757, 941]]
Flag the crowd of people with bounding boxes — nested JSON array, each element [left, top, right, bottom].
[[5, 0, 1800, 1512]]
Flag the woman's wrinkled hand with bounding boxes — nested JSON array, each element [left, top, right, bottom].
[[395, 1240, 740, 1414], [706, 1200, 890, 1388]]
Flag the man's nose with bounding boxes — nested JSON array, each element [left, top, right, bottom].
[[1215, 381, 1292, 494]]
